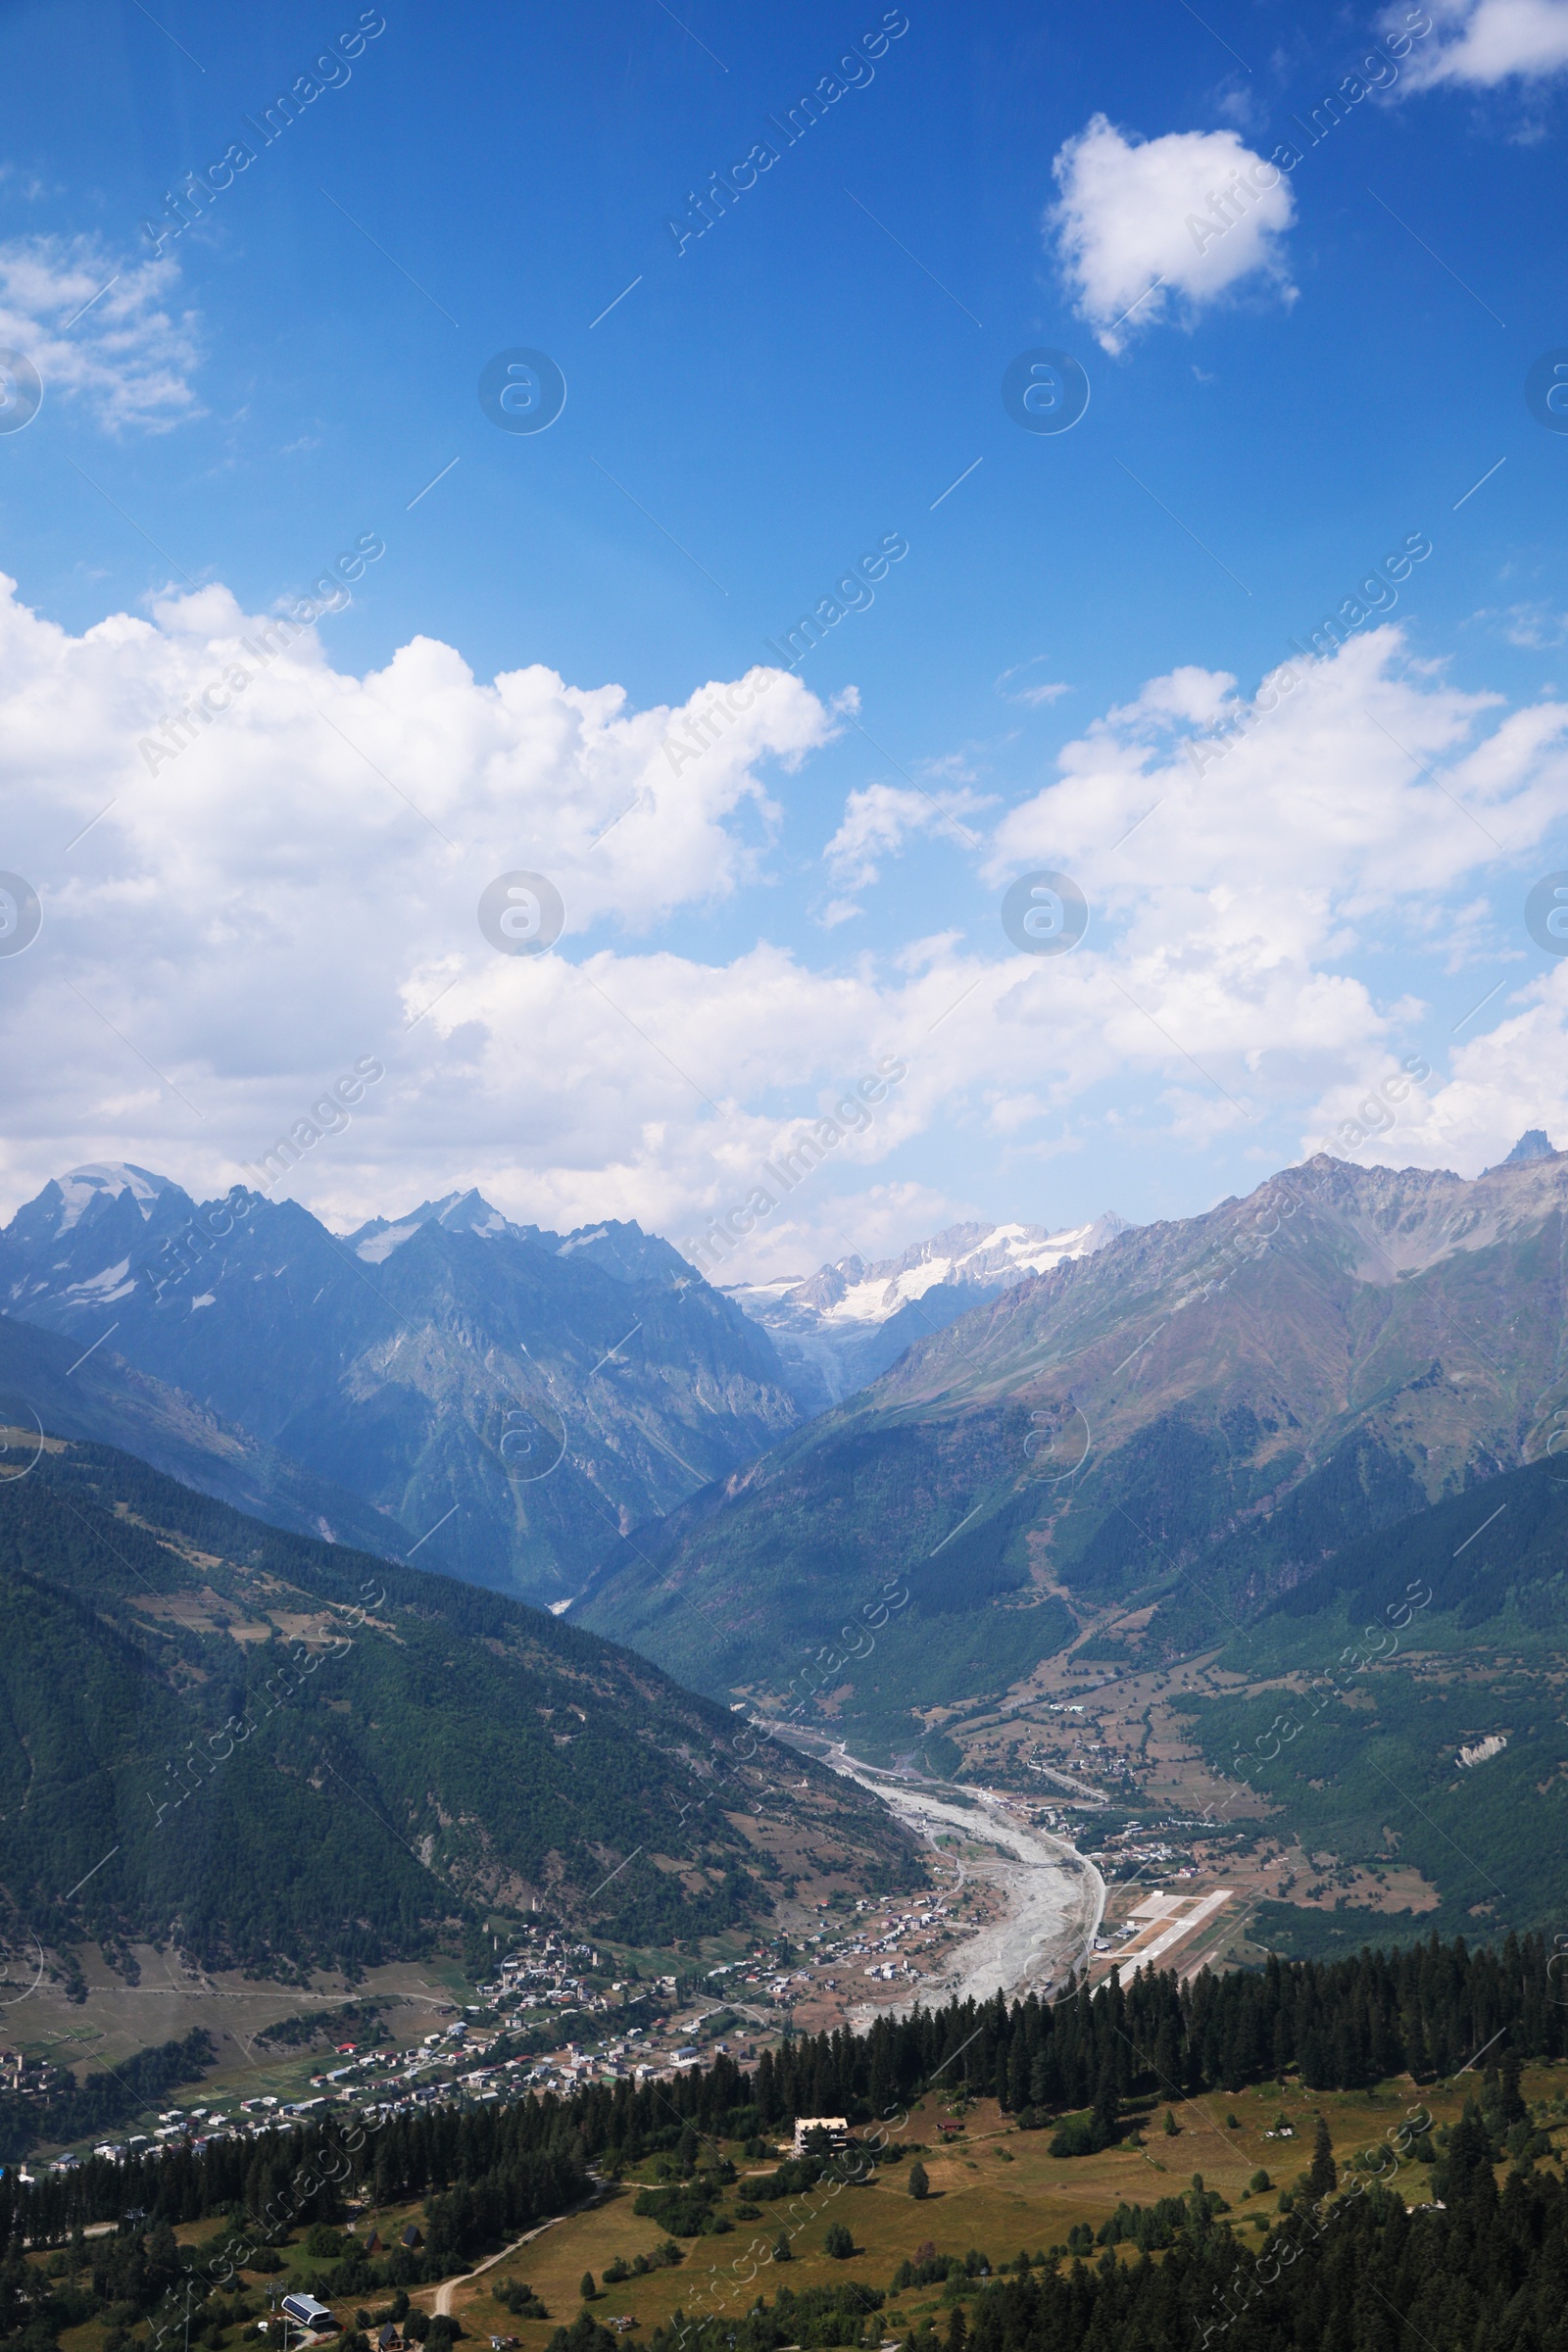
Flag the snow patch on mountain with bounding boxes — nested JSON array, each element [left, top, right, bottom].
[[28, 1164, 172, 1239], [727, 1213, 1127, 1407]]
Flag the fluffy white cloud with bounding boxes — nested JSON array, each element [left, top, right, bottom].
[[1398, 0, 1568, 85], [0, 237, 201, 432], [986, 625, 1568, 1172], [1363, 966, 1568, 1161], [0, 569, 839, 1227], [1049, 116, 1296, 353], [988, 628, 1558, 909], [1, 576, 1566, 1279]]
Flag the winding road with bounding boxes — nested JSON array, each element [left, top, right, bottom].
[[429, 2185, 605, 2316]]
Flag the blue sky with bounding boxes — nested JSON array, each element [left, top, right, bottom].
[[0, 0, 1566, 1274]]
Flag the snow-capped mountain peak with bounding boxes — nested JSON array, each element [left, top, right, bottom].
[[725, 1212, 1127, 1408], [22, 1163, 174, 1241], [347, 1189, 517, 1260], [788, 1215, 1126, 1325]]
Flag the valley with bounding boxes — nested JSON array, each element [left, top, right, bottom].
[[5, 1145, 1568, 2179], [780, 1745, 1106, 2015], [5, 53, 1561, 2352]]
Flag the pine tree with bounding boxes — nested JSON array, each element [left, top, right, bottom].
[[1306, 2115, 1337, 2198], [908, 2161, 929, 2200], [1090, 2066, 1119, 2150]]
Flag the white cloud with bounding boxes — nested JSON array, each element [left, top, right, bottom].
[[1378, 968, 1568, 1159], [1049, 115, 1296, 353], [821, 781, 991, 898], [985, 628, 1562, 910], [1, 581, 1567, 1272], [0, 237, 201, 432], [1398, 0, 1568, 86]]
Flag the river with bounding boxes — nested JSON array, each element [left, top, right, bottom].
[[812, 1742, 1107, 2018]]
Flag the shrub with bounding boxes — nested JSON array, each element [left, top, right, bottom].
[[823, 2223, 855, 2260], [632, 2185, 714, 2237], [503, 2284, 549, 2320]]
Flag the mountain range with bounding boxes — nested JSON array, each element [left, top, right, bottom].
[[4, 1136, 1568, 1984], [8, 1142, 1566, 1775], [0, 1166, 806, 1607], [723, 1214, 1126, 1409], [579, 1141, 1568, 1755]]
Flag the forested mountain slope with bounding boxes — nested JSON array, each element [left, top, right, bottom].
[[0, 1436, 917, 1976]]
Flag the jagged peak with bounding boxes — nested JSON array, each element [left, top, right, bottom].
[[1497, 1129, 1556, 1168], [6, 1163, 177, 1241]]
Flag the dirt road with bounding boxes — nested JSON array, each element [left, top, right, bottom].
[[429, 2185, 604, 2317]]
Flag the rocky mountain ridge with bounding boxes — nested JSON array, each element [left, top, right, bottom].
[[0, 1164, 804, 1605], [580, 1141, 1568, 1748]]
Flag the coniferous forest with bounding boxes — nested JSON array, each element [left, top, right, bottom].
[[8, 1933, 1568, 2352]]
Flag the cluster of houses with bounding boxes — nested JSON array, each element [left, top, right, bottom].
[[0, 2047, 64, 2104]]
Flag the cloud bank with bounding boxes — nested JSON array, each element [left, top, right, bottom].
[[0, 574, 1565, 1277]]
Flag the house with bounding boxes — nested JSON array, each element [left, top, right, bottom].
[[280, 2295, 336, 2335], [400, 2223, 423, 2250], [364, 2231, 382, 2255], [792, 2117, 849, 2156], [376, 2327, 402, 2351]]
